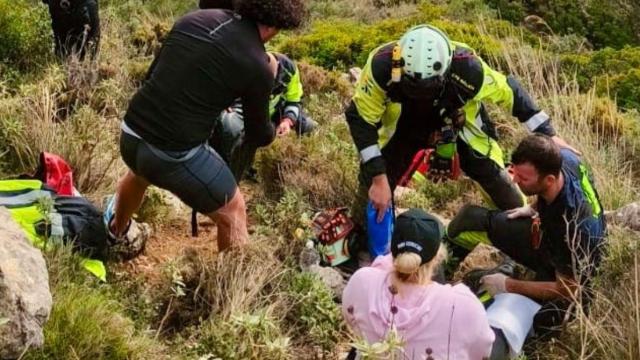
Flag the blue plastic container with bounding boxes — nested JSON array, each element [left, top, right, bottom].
[[367, 201, 394, 258]]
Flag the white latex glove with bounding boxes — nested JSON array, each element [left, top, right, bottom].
[[480, 273, 508, 296], [506, 205, 537, 219]]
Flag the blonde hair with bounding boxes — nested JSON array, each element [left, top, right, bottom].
[[391, 244, 448, 291]]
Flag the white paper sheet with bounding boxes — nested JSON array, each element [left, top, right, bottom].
[[486, 293, 541, 356]]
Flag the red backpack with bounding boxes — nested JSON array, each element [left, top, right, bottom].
[[33, 152, 76, 196]]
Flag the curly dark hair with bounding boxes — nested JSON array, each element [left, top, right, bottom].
[[235, 0, 305, 30]]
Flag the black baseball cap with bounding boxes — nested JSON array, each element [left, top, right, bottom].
[[391, 208, 444, 264]]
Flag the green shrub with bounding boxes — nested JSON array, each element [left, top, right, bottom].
[[127, 15, 170, 56], [286, 272, 343, 352], [198, 311, 291, 360], [297, 61, 353, 101], [560, 47, 640, 109], [586, 47, 640, 76], [279, 11, 506, 69], [24, 283, 159, 360], [253, 189, 313, 240], [102, 0, 197, 18], [0, 0, 51, 70], [484, 0, 525, 23], [584, 1, 637, 49], [23, 247, 162, 360], [256, 119, 359, 210], [596, 69, 640, 110], [487, 0, 638, 49]]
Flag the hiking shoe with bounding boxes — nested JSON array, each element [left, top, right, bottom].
[[102, 195, 131, 246], [109, 220, 150, 261]]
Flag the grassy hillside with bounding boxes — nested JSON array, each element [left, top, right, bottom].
[[1, 0, 639, 359]]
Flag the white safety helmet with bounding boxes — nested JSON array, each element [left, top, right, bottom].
[[399, 25, 453, 80]]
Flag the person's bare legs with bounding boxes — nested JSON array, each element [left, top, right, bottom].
[[207, 190, 248, 251], [111, 170, 150, 236]]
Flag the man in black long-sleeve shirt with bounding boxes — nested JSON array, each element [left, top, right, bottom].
[[105, 1, 305, 251]]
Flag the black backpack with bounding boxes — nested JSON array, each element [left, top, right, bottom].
[[35, 195, 108, 260]]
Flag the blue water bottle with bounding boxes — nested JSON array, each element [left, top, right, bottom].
[[367, 201, 394, 258]]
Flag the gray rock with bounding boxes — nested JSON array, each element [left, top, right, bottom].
[[0, 208, 52, 359], [607, 202, 640, 231], [308, 264, 346, 299], [298, 241, 321, 270], [299, 241, 346, 298]]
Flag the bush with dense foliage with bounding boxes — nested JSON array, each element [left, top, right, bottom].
[[487, 0, 639, 49], [278, 3, 516, 69], [0, 0, 51, 73]]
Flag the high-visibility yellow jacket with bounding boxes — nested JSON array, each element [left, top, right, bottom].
[[0, 179, 106, 281], [345, 41, 555, 178]]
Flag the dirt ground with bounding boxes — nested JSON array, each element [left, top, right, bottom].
[[115, 182, 260, 285]]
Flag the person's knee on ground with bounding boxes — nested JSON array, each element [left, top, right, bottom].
[[208, 190, 249, 251], [295, 114, 317, 136]]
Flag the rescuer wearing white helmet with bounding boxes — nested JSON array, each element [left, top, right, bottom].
[[345, 24, 578, 251]]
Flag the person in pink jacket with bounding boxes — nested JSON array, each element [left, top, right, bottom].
[[342, 208, 495, 360]]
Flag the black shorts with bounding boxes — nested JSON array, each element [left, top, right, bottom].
[[120, 131, 237, 214]]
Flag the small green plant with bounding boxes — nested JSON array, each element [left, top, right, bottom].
[[170, 267, 186, 299], [36, 195, 62, 249], [351, 327, 406, 359], [255, 189, 313, 238]]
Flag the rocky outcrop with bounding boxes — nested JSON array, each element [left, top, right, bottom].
[[607, 202, 640, 231], [0, 208, 52, 359], [299, 241, 346, 299]]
